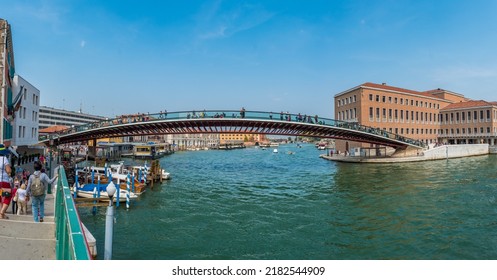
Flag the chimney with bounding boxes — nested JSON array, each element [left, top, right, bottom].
[[382, 83, 386, 85]]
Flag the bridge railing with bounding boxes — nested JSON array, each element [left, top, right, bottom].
[[44, 110, 425, 148], [54, 166, 92, 260]]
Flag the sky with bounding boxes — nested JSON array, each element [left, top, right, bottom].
[[2, 0, 497, 118]]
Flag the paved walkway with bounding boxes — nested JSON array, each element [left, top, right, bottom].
[[0, 161, 56, 260], [0, 193, 56, 260]]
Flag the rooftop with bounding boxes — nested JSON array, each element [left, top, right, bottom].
[[441, 100, 497, 111]]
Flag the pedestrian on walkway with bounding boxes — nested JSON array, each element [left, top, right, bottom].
[[16, 183, 28, 215], [26, 161, 58, 223], [0, 144, 12, 219]]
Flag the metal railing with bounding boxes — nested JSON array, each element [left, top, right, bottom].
[[40, 110, 426, 148], [54, 166, 92, 260]]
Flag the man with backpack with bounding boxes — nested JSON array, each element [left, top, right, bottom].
[[26, 161, 58, 222]]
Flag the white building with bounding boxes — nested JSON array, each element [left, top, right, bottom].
[[12, 75, 39, 147], [164, 134, 220, 150], [38, 106, 107, 130]]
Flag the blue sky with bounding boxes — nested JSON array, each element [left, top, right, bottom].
[[2, 0, 497, 118]]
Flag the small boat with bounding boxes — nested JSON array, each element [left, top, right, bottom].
[[273, 149, 278, 153], [287, 151, 295, 155], [162, 169, 171, 180], [73, 182, 138, 202]]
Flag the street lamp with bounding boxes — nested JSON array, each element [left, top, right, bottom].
[[104, 181, 117, 260]]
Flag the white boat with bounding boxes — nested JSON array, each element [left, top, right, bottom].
[[162, 169, 171, 180], [273, 149, 278, 153], [73, 182, 138, 202]]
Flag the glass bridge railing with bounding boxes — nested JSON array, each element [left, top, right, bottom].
[[54, 166, 92, 260], [41, 110, 425, 148]]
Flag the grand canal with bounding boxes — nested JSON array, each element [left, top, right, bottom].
[[79, 144, 497, 260]]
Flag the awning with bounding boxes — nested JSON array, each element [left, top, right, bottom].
[[8, 146, 19, 157]]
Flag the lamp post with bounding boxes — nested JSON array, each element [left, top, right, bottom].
[[104, 181, 117, 260]]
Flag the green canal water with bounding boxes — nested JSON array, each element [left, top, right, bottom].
[[79, 144, 497, 260]]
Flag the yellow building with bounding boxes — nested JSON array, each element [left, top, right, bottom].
[[219, 133, 267, 144]]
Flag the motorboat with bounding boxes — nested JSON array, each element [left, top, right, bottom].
[[273, 149, 278, 153], [162, 169, 171, 180], [73, 182, 138, 202]]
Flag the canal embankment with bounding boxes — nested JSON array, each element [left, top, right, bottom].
[[321, 144, 490, 163]]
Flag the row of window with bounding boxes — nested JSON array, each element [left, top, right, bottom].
[[17, 107, 38, 122], [368, 94, 441, 109], [441, 110, 496, 123], [376, 126, 496, 136], [17, 125, 38, 139], [441, 127, 495, 135], [367, 107, 439, 123], [336, 95, 357, 107]]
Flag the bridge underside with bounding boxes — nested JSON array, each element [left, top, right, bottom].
[[49, 119, 414, 149]]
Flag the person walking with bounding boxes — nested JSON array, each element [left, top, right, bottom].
[[26, 161, 58, 222], [0, 144, 12, 219], [16, 183, 28, 215]]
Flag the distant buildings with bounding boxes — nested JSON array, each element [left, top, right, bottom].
[[334, 82, 497, 152], [39, 106, 107, 130]]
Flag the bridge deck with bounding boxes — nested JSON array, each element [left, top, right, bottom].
[[40, 110, 425, 149]]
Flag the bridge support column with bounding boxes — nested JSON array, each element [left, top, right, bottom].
[[87, 139, 97, 159]]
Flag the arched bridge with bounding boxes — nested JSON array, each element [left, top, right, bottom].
[[40, 110, 425, 149]]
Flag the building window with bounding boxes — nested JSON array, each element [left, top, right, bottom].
[[486, 110, 490, 120], [382, 96, 386, 103], [468, 111, 472, 121], [480, 110, 484, 120], [383, 108, 386, 118], [474, 111, 478, 120], [369, 94, 373, 101], [411, 100, 414, 106], [376, 108, 380, 119], [400, 98, 404, 105], [388, 96, 392, 103], [376, 95, 380, 102], [369, 107, 373, 118], [462, 112, 465, 121], [394, 97, 398, 104]]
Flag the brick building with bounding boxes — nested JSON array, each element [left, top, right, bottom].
[[334, 82, 496, 152]]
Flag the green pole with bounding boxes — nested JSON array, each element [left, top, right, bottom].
[[47, 149, 53, 194]]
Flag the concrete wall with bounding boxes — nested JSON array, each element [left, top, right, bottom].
[[423, 144, 489, 160], [489, 146, 497, 154]]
